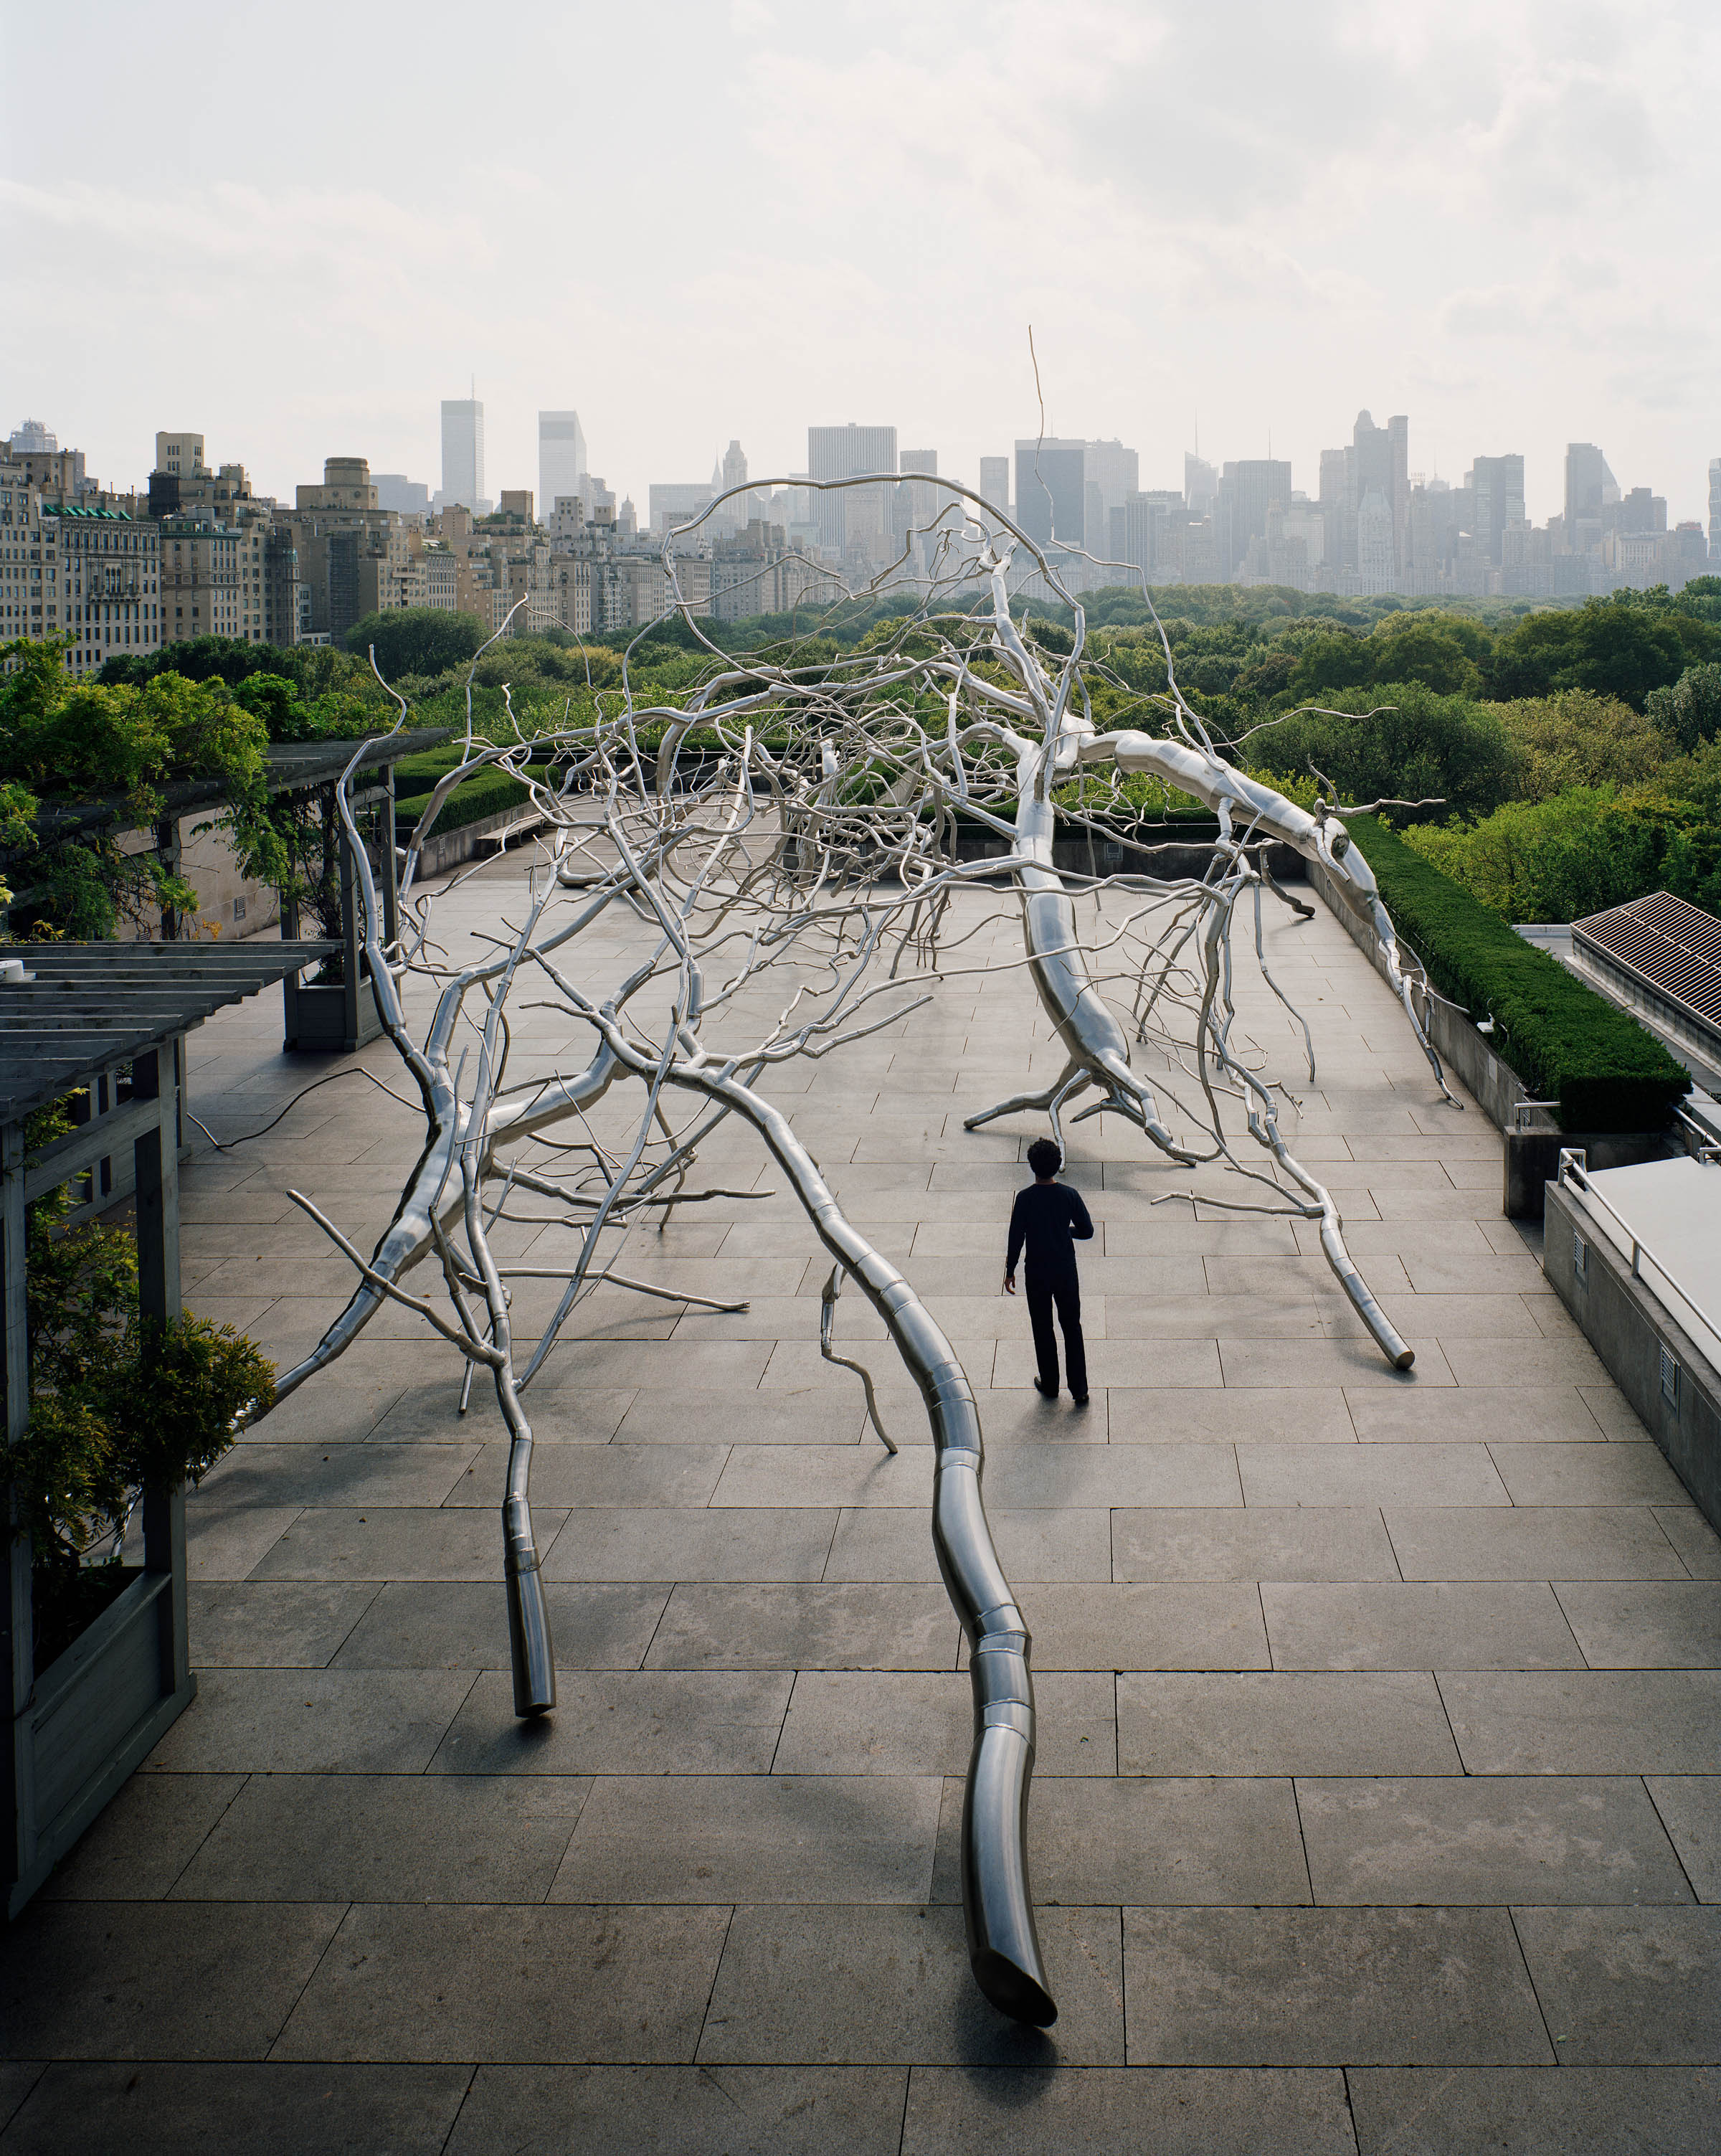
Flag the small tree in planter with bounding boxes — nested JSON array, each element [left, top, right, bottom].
[[11, 1115, 275, 1673]]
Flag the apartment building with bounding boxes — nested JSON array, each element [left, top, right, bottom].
[[709, 521, 840, 621], [0, 463, 62, 651], [288, 458, 424, 643], [52, 504, 162, 673], [161, 521, 243, 643]]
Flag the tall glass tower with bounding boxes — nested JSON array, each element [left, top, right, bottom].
[[539, 412, 588, 517], [440, 398, 485, 512]]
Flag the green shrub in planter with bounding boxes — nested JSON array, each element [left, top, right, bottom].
[[1347, 815, 1689, 1133], [13, 1150, 275, 1672]]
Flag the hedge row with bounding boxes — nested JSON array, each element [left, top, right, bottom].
[[1348, 815, 1689, 1133], [394, 760, 551, 838]]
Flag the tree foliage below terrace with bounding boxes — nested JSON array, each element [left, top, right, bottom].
[[1398, 742, 1721, 925], [13, 575, 1717, 934]]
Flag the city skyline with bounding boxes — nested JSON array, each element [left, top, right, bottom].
[[1, 4, 1716, 526]]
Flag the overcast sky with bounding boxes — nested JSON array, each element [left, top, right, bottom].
[[3, 1, 1716, 524]]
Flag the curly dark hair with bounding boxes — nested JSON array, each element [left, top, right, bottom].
[[1026, 1138, 1062, 1180]]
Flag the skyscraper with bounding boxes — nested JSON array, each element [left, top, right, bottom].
[[1083, 440, 1139, 553], [1217, 460, 1291, 579], [979, 457, 1010, 516], [441, 398, 486, 514], [1564, 443, 1617, 539], [1346, 412, 1408, 580], [1184, 453, 1219, 519], [1014, 438, 1087, 551], [1469, 454, 1525, 566], [539, 412, 588, 516], [807, 424, 897, 557], [1710, 457, 1720, 562]]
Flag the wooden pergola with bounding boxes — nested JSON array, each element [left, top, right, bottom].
[[2, 938, 333, 1914], [0, 727, 450, 1056]]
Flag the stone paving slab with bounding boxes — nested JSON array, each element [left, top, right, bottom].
[[1511, 1905, 1721, 2063], [12, 869, 1721, 2150], [0, 2064, 475, 2156], [272, 1903, 731, 2063], [447, 2064, 908, 2156], [1345, 2066, 1721, 2155], [1294, 1775, 1693, 1905], [1122, 1907, 1552, 2066]]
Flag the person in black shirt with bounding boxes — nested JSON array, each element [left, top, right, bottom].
[[1004, 1137, 1094, 1405]]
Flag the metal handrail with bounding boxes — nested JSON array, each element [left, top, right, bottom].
[[1558, 1148, 1721, 1346], [1672, 1102, 1721, 1163]]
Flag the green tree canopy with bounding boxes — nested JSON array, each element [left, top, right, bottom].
[[1492, 597, 1719, 710], [1645, 661, 1721, 753], [1233, 682, 1514, 820], [344, 608, 488, 679]]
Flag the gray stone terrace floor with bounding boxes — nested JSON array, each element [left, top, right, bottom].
[[2, 861, 1718, 2154]]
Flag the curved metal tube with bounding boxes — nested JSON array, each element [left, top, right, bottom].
[[1078, 730, 1455, 1102], [599, 1044, 1056, 2026], [961, 686, 1418, 1367]]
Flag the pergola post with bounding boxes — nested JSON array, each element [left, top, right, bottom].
[[133, 1046, 189, 1703], [2, 1122, 34, 1896]]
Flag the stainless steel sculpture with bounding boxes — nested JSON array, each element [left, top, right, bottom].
[[260, 477, 1454, 2026]]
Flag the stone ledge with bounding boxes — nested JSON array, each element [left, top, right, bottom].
[[1544, 1176, 1721, 1532]]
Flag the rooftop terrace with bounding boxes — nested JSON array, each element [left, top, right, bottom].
[[1, 859, 1716, 2152]]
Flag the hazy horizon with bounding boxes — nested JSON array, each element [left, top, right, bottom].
[[2, 1, 1716, 527]]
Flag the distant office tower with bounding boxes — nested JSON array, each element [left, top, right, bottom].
[[979, 457, 1010, 516], [720, 440, 762, 525], [1346, 411, 1408, 578], [372, 474, 430, 516], [1014, 438, 1087, 550], [539, 412, 588, 517], [650, 482, 716, 533], [894, 450, 941, 571], [1318, 448, 1346, 506], [1218, 460, 1291, 578], [442, 399, 485, 514], [1711, 457, 1720, 561], [1355, 488, 1395, 593], [1184, 453, 1219, 519], [807, 423, 897, 556], [1111, 491, 1186, 580], [1564, 443, 1617, 544], [1083, 440, 1139, 554], [1469, 454, 1525, 565]]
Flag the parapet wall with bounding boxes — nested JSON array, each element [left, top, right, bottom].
[[1543, 1176, 1721, 1531], [1308, 859, 1669, 1216]]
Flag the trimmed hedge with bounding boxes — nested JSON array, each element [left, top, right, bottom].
[[1348, 815, 1689, 1133], [395, 753, 556, 839]]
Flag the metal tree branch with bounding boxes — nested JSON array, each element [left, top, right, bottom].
[[251, 468, 1467, 2024]]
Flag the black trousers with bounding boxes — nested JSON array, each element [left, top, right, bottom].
[[1026, 1271, 1087, 1398]]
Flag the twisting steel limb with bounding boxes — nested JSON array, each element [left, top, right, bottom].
[[246, 465, 1469, 2022]]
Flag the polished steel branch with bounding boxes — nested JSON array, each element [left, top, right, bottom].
[[592, 1039, 1058, 2027]]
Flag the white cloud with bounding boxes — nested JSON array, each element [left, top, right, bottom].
[[0, 0, 1715, 522]]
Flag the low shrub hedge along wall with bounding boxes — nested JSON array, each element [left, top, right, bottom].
[[395, 756, 556, 838], [1348, 815, 1689, 1133]]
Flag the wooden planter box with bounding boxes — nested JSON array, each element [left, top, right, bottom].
[[281, 968, 385, 1055], [6, 1490, 194, 1917]]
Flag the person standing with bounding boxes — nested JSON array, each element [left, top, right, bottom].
[[1003, 1137, 1094, 1405]]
